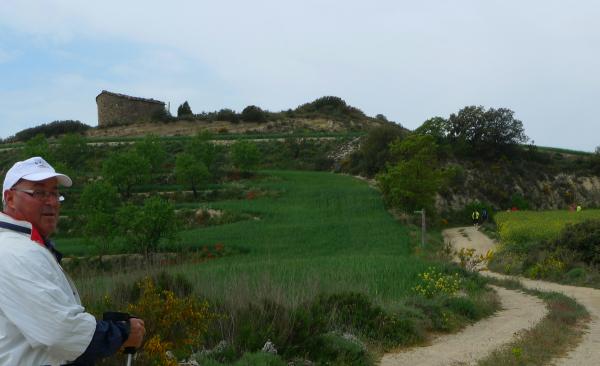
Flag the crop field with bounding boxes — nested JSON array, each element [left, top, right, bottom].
[[74, 170, 433, 308], [495, 209, 600, 244]]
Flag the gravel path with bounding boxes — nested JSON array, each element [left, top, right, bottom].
[[380, 226, 600, 365]]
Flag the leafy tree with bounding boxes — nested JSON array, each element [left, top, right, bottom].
[[134, 134, 167, 172], [375, 114, 389, 122], [54, 133, 89, 170], [241, 105, 266, 122], [377, 134, 443, 213], [216, 108, 240, 124], [102, 150, 151, 199], [22, 133, 52, 160], [353, 124, 407, 177], [231, 140, 261, 173], [414, 117, 449, 144], [295, 96, 366, 119], [447, 106, 528, 157], [177, 101, 193, 117], [174, 152, 210, 198], [117, 196, 177, 259], [78, 181, 120, 258], [185, 131, 217, 174]]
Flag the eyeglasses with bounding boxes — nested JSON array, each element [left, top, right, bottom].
[[11, 188, 65, 203]]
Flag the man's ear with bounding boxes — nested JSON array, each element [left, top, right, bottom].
[[3, 190, 15, 211]]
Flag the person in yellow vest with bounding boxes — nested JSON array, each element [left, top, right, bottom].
[[471, 209, 480, 228]]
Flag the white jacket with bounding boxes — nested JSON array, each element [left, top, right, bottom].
[[0, 213, 96, 366]]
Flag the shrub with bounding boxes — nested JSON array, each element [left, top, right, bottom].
[[307, 332, 372, 366], [241, 105, 266, 122], [413, 267, 460, 298], [177, 101, 193, 117], [553, 219, 600, 266], [127, 277, 215, 363], [216, 108, 240, 123], [13, 120, 91, 142]]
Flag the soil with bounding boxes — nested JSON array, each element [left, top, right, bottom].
[[380, 226, 600, 365]]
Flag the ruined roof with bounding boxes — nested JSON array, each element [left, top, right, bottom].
[[96, 90, 165, 105]]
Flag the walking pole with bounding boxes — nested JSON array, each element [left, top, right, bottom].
[[103, 312, 137, 366]]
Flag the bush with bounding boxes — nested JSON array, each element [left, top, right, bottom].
[[241, 105, 266, 122], [295, 96, 366, 120], [553, 219, 600, 266], [177, 101, 193, 117], [308, 332, 372, 366], [216, 109, 240, 123], [12, 120, 91, 142]]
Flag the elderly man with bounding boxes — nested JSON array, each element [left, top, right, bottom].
[[0, 157, 145, 365]]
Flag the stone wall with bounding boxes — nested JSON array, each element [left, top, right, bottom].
[[96, 90, 166, 127]]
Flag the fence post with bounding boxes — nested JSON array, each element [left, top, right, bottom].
[[414, 208, 426, 247]]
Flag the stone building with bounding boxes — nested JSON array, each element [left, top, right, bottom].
[[96, 90, 166, 127]]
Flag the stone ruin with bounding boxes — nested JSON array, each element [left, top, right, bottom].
[[96, 90, 166, 127]]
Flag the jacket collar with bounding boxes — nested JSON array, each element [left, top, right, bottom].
[[0, 212, 63, 263]]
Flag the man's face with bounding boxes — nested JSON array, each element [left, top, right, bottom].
[[4, 177, 61, 238]]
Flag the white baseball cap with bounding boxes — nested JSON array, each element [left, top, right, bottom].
[[3, 157, 72, 203]]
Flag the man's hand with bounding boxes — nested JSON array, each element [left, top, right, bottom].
[[123, 318, 145, 348]]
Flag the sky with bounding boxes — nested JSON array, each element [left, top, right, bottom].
[[1, 1, 598, 151]]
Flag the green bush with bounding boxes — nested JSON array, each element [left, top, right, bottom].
[[307, 332, 372, 366], [241, 105, 266, 122], [177, 101, 193, 117], [553, 219, 600, 266], [13, 120, 91, 142], [216, 108, 240, 123]]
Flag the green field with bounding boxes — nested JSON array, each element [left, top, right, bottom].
[[495, 209, 600, 244], [73, 170, 437, 307]]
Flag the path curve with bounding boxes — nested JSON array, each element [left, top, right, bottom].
[[445, 227, 600, 366], [381, 226, 600, 365]]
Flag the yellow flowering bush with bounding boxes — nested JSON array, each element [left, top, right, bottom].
[[127, 277, 216, 363], [457, 247, 494, 271], [413, 267, 460, 298]]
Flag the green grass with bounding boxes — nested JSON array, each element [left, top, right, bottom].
[[495, 209, 600, 244], [73, 170, 430, 306]]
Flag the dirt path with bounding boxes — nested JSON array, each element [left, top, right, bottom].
[[444, 227, 600, 365], [381, 226, 600, 365]]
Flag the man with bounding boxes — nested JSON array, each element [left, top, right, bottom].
[[0, 157, 145, 365]]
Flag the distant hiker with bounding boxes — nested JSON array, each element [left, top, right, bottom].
[[481, 208, 488, 223], [0, 157, 145, 365], [471, 209, 480, 228]]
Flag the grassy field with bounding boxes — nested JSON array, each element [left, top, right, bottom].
[[73, 170, 433, 306], [495, 209, 600, 244], [66, 170, 498, 365]]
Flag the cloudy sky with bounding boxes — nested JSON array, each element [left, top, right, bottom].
[[1, 1, 598, 151]]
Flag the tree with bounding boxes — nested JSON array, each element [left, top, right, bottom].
[[78, 180, 120, 258], [185, 131, 217, 174], [414, 117, 449, 144], [177, 101, 193, 117], [117, 196, 177, 259], [174, 152, 210, 198], [134, 134, 167, 172], [377, 134, 443, 213], [216, 108, 240, 123], [241, 105, 266, 122], [231, 140, 261, 173], [447, 106, 528, 157], [354, 124, 407, 177], [22, 133, 52, 160], [55, 133, 89, 170], [102, 150, 151, 199]]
